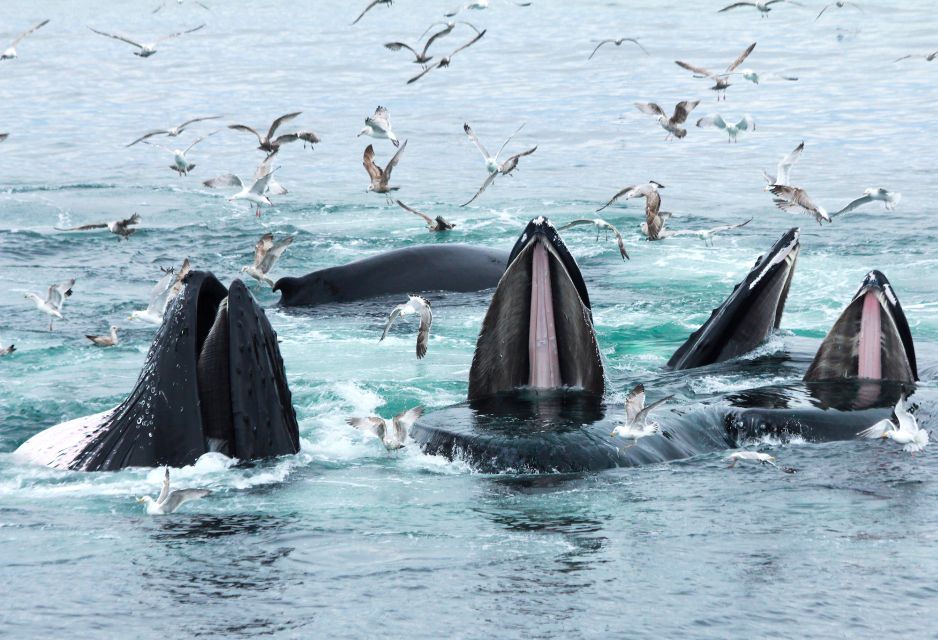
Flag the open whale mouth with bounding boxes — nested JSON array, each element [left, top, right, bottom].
[[468, 217, 604, 401], [805, 270, 917, 383], [668, 227, 800, 370]]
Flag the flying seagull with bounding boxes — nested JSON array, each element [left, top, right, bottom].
[[86, 325, 119, 347], [126, 115, 221, 147], [732, 68, 799, 84], [464, 121, 526, 175], [130, 260, 190, 325], [153, 0, 210, 14], [203, 160, 280, 216], [88, 24, 205, 57], [380, 295, 432, 359], [358, 106, 400, 147], [1, 19, 50, 61], [597, 181, 664, 214], [556, 219, 629, 260], [445, 0, 531, 17], [858, 391, 929, 453], [718, 1, 798, 17], [143, 131, 215, 176], [816, 1, 862, 20], [726, 451, 777, 467], [461, 145, 537, 206], [385, 24, 456, 66], [395, 200, 455, 231], [137, 468, 211, 515], [352, 0, 392, 25], [55, 213, 141, 240], [25, 279, 74, 331], [635, 101, 699, 139], [228, 112, 319, 154], [831, 188, 901, 217], [241, 234, 294, 288], [407, 29, 486, 84], [658, 218, 752, 245], [363, 140, 408, 194], [769, 185, 831, 225], [696, 114, 755, 143], [763, 141, 804, 188], [894, 50, 938, 63], [588, 37, 649, 60], [675, 42, 756, 100], [347, 407, 424, 451], [611, 384, 674, 440]]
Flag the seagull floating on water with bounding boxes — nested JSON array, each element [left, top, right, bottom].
[[635, 101, 699, 139], [556, 219, 629, 260], [380, 295, 432, 359], [1, 19, 50, 61], [396, 200, 455, 231], [229, 112, 319, 155], [363, 140, 408, 195], [675, 42, 756, 100], [126, 115, 221, 147], [130, 260, 190, 325], [25, 279, 74, 331], [88, 24, 205, 57], [358, 106, 400, 147], [347, 407, 424, 451], [56, 213, 141, 240], [241, 234, 294, 288], [143, 131, 215, 176], [816, 1, 862, 20], [611, 384, 674, 440], [858, 391, 929, 453], [588, 37, 648, 60], [137, 468, 211, 515], [203, 158, 281, 216], [726, 451, 778, 467], [718, 1, 797, 17], [831, 188, 901, 218], [86, 325, 119, 347], [352, 0, 392, 25], [407, 30, 486, 84], [696, 114, 755, 143]]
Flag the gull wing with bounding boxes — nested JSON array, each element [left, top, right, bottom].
[[126, 129, 170, 147], [56, 222, 108, 232], [463, 123, 491, 161], [368, 106, 392, 133], [718, 2, 758, 11], [634, 395, 674, 425], [47, 279, 75, 309], [416, 301, 432, 359], [228, 123, 263, 145], [155, 24, 206, 43], [605, 221, 629, 260], [726, 42, 756, 72], [671, 100, 699, 124], [88, 27, 144, 50], [176, 115, 222, 131], [162, 489, 211, 513], [380, 304, 405, 341], [12, 19, 50, 47], [625, 383, 645, 424], [250, 166, 277, 196], [392, 407, 424, 442], [258, 236, 293, 273], [383, 139, 408, 181], [146, 268, 177, 315], [556, 220, 597, 231], [706, 217, 753, 235], [588, 39, 617, 60], [502, 145, 537, 168], [675, 60, 715, 78], [696, 114, 728, 130], [385, 41, 420, 59], [203, 173, 243, 189], [396, 200, 435, 225], [348, 417, 386, 443], [423, 25, 455, 55], [448, 29, 486, 58], [266, 111, 302, 141], [494, 122, 526, 162], [831, 194, 873, 218], [352, 0, 384, 25], [461, 171, 498, 207], [858, 419, 894, 439], [184, 130, 216, 154], [363, 144, 382, 182], [407, 61, 439, 84], [736, 114, 754, 131], [253, 234, 274, 268], [157, 467, 170, 503], [635, 102, 666, 118], [120, 213, 142, 227], [597, 185, 636, 212], [774, 141, 804, 186]]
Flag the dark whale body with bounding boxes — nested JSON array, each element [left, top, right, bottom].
[[274, 244, 508, 307]]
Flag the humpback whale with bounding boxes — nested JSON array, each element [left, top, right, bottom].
[[16, 271, 300, 471], [274, 244, 508, 307]]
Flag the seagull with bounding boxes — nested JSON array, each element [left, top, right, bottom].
[[55, 213, 141, 240], [611, 383, 674, 439], [407, 30, 486, 84], [732, 68, 799, 84], [24, 279, 74, 331], [858, 391, 929, 453], [461, 145, 537, 206], [763, 141, 804, 187], [726, 451, 777, 467], [130, 260, 191, 325], [143, 131, 216, 176], [228, 112, 319, 154], [556, 219, 629, 260], [816, 1, 862, 20], [0, 337, 15, 357], [380, 295, 432, 359], [1, 19, 50, 61], [88, 24, 205, 58], [86, 325, 119, 347], [358, 106, 400, 147], [658, 218, 753, 245], [347, 407, 424, 451], [202, 156, 287, 218], [769, 185, 831, 225], [894, 50, 938, 63], [418, 20, 482, 39], [718, 1, 799, 17], [352, 0, 392, 25], [126, 115, 221, 147], [464, 122, 526, 175], [363, 140, 408, 195], [588, 37, 649, 60], [831, 188, 901, 218], [385, 24, 456, 67], [395, 200, 456, 231], [153, 0, 210, 14], [696, 114, 755, 143], [445, 0, 531, 17], [675, 42, 756, 100], [642, 211, 672, 240], [635, 101, 699, 139], [597, 181, 664, 214], [137, 468, 211, 515], [241, 234, 294, 288]]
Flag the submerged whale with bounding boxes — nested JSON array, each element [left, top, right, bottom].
[[274, 243, 508, 307], [16, 271, 300, 471], [411, 220, 926, 473]]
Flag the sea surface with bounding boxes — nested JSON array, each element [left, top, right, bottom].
[[2, 1, 938, 638]]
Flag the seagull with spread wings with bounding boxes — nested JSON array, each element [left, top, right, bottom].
[[675, 42, 756, 100], [380, 295, 433, 359], [241, 234, 294, 288], [816, 1, 862, 20], [407, 30, 486, 84], [25, 279, 75, 331], [635, 101, 699, 139], [88, 24, 205, 57], [831, 188, 901, 218], [55, 213, 141, 240], [611, 384, 674, 440], [352, 0, 392, 25], [358, 106, 400, 147], [769, 185, 831, 225], [695, 114, 755, 143], [858, 391, 929, 453], [130, 260, 191, 325], [718, 1, 799, 18], [461, 145, 537, 206], [894, 50, 938, 63], [464, 122, 526, 175], [143, 131, 215, 176], [658, 218, 752, 245], [385, 23, 457, 67], [588, 37, 648, 60], [1, 19, 50, 61], [347, 407, 424, 451], [363, 140, 408, 195], [597, 181, 664, 214], [229, 112, 319, 154], [556, 219, 629, 260], [396, 200, 455, 232], [203, 158, 281, 216], [126, 115, 221, 147]]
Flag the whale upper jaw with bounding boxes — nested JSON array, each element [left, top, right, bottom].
[[468, 217, 604, 402], [805, 270, 918, 383]]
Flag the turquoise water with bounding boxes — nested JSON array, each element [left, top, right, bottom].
[[2, 1, 938, 637]]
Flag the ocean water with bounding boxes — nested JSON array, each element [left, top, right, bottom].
[[2, 1, 938, 637]]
